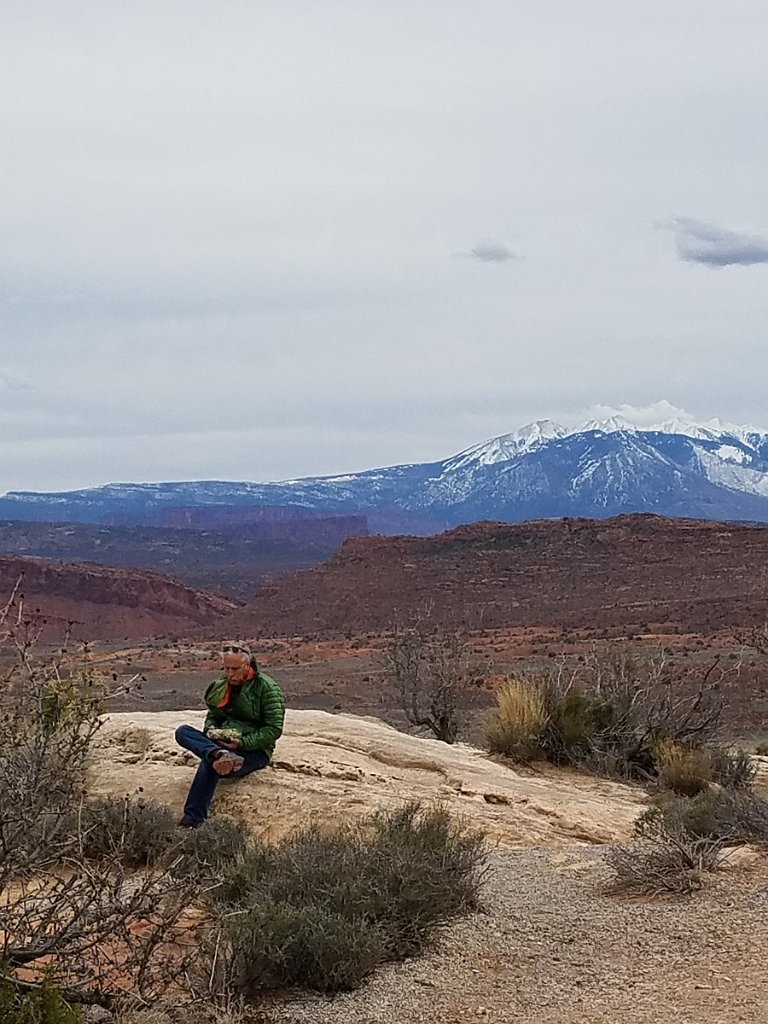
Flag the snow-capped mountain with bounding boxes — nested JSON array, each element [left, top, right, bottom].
[[3, 414, 768, 531]]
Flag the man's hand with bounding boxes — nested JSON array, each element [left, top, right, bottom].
[[218, 738, 240, 750]]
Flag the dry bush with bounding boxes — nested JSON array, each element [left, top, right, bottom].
[[382, 612, 480, 743], [485, 678, 548, 759], [0, 583, 201, 1010], [204, 803, 487, 995], [653, 739, 712, 796], [606, 837, 720, 896], [485, 649, 730, 783], [607, 790, 730, 895]]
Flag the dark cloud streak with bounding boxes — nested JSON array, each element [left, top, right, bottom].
[[467, 239, 520, 264], [664, 217, 768, 267]]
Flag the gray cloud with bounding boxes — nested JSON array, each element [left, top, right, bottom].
[[466, 240, 520, 263], [664, 218, 768, 267]]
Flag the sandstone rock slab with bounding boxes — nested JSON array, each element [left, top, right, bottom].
[[91, 709, 646, 846]]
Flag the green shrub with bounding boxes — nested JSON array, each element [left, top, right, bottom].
[[0, 974, 82, 1024], [174, 816, 249, 882], [206, 803, 486, 995], [609, 784, 768, 896], [223, 903, 385, 993], [542, 688, 615, 765], [636, 788, 768, 849]]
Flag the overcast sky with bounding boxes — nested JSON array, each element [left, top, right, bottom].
[[1, 1, 767, 491]]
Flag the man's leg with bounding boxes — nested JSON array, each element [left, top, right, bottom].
[[175, 724, 241, 826], [180, 756, 220, 827], [175, 724, 219, 760], [175, 725, 268, 826]]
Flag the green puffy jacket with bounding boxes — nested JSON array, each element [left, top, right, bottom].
[[203, 668, 285, 758]]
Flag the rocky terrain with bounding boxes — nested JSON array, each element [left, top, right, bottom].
[[91, 709, 768, 1024], [0, 513, 367, 598], [0, 554, 236, 640], [224, 514, 768, 637]]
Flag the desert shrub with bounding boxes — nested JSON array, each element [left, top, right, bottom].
[[636, 788, 768, 849], [0, 590, 203, 1007], [381, 614, 481, 743], [486, 649, 729, 784], [709, 747, 757, 790], [174, 816, 249, 882], [485, 678, 547, 759], [542, 687, 615, 765], [607, 790, 728, 895], [606, 836, 720, 895], [221, 904, 385, 993], [206, 803, 487, 995], [79, 796, 178, 867], [0, 974, 82, 1024], [635, 790, 725, 843], [608, 786, 768, 896], [653, 739, 712, 796]]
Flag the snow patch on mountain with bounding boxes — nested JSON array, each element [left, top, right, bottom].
[[693, 446, 768, 498]]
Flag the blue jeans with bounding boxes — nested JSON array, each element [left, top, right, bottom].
[[175, 724, 269, 826]]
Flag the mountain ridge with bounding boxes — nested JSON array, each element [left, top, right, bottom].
[[4, 413, 768, 529]]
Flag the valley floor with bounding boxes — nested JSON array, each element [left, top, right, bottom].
[[278, 846, 768, 1024]]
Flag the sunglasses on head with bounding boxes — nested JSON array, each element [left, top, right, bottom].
[[222, 645, 247, 654]]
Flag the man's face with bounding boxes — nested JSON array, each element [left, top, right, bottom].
[[221, 645, 249, 676]]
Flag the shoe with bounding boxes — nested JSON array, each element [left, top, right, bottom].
[[210, 749, 245, 776], [177, 817, 199, 829]]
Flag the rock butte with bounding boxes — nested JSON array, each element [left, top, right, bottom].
[[92, 710, 646, 846]]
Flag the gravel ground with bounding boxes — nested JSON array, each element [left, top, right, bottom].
[[275, 846, 768, 1024]]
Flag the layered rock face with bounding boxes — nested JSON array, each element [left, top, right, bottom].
[[224, 514, 768, 636], [0, 554, 237, 640]]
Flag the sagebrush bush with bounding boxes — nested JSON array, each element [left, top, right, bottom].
[[206, 803, 487, 995], [79, 796, 178, 867], [174, 816, 249, 882], [223, 903, 385, 993], [709, 747, 757, 790], [637, 788, 768, 848]]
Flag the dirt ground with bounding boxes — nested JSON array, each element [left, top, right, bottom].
[[277, 847, 768, 1024]]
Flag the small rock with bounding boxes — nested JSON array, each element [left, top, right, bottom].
[[715, 845, 762, 871], [82, 1007, 113, 1024]]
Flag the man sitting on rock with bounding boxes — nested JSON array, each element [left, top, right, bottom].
[[175, 640, 285, 828]]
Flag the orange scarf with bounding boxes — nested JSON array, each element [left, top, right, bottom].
[[217, 665, 256, 708]]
